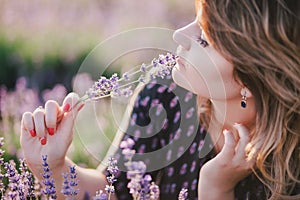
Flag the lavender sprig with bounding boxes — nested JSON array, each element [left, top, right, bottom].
[[0, 137, 5, 196], [61, 165, 79, 199], [120, 138, 160, 200], [41, 155, 57, 199], [93, 190, 108, 200], [4, 160, 22, 199], [178, 188, 188, 200], [19, 159, 35, 198], [74, 53, 177, 108], [105, 157, 118, 200]]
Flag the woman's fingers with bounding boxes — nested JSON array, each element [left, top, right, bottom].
[[45, 100, 60, 135], [219, 129, 237, 160], [233, 124, 250, 162], [21, 112, 36, 138], [21, 93, 84, 146], [32, 107, 47, 145], [59, 93, 82, 140]]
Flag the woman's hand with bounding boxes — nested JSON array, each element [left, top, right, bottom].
[[20, 93, 84, 173], [198, 124, 256, 199]]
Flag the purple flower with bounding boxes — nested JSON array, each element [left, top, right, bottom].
[[140, 63, 147, 72], [121, 149, 136, 160], [0, 137, 5, 193], [150, 182, 160, 199], [129, 161, 146, 174], [41, 155, 57, 199], [93, 190, 108, 200], [122, 72, 130, 81], [107, 157, 118, 176], [104, 185, 115, 194], [19, 159, 35, 198], [101, 156, 118, 199], [5, 160, 21, 199], [61, 165, 79, 199], [120, 137, 160, 200], [0, 137, 5, 166], [178, 188, 188, 200], [111, 86, 133, 98], [83, 53, 176, 103], [120, 138, 135, 149], [86, 73, 120, 100]]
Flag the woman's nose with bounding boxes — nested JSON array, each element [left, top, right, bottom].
[[173, 23, 193, 51]]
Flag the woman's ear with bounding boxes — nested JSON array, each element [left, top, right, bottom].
[[240, 87, 252, 98]]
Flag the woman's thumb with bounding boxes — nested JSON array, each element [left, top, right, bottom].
[[59, 93, 84, 137], [220, 129, 237, 158]]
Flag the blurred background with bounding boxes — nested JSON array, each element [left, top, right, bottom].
[[0, 0, 195, 168]]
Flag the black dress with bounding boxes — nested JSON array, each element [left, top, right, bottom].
[[113, 76, 266, 200]]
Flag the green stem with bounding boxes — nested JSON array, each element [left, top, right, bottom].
[[117, 63, 152, 82]]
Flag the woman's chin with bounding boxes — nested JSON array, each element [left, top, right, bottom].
[[172, 67, 194, 93]]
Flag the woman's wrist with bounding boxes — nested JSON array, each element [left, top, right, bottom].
[[198, 173, 235, 200], [198, 166, 235, 200]]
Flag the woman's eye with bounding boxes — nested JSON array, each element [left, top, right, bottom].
[[196, 30, 209, 48], [197, 37, 209, 48]]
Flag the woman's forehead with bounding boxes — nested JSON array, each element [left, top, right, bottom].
[[195, 0, 201, 13], [195, 0, 203, 26]]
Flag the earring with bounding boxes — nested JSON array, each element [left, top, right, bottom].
[[240, 88, 249, 108]]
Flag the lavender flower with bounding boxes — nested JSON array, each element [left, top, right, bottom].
[[19, 158, 35, 198], [140, 63, 147, 73], [86, 73, 119, 100], [120, 138, 160, 200], [61, 165, 79, 199], [33, 176, 43, 198], [93, 190, 108, 200], [105, 157, 118, 199], [178, 188, 188, 200], [0, 138, 4, 166], [0, 137, 5, 195], [4, 160, 20, 199], [120, 138, 135, 149], [122, 72, 130, 81], [150, 182, 160, 199], [74, 53, 177, 108], [41, 155, 57, 199]]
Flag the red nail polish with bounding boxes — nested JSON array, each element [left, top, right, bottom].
[[29, 129, 36, 137], [40, 137, 47, 145], [77, 104, 85, 111], [47, 128, 55, 136], [63, 103, 70, 112]]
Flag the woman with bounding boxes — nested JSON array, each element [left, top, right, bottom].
[[21, 0, 299, 199]]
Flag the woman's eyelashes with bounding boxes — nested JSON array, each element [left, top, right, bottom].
[[196, 31, 209, 48], [197, 37, 209, 47]]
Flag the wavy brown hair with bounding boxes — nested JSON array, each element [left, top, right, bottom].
[[197, 0, 300, 199]]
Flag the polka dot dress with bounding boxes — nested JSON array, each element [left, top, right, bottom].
[[114, 76, 267, 200]]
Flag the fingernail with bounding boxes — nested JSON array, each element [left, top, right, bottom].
[[63, 103, 70, 112], [47, 128, 55, 136], [233, 123, 241, 128], [29, 129, 36, 137], [77, 103, 85, 111], [40, 137, 47, 145]]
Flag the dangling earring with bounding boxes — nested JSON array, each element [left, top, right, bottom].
[[240, 88, 250, 108]]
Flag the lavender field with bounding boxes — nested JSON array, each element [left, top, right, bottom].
[[0, 1, 194, 198]]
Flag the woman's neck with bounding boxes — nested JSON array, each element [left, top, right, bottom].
[[207, 96, 256, 152], [211, 96, 256, 131]]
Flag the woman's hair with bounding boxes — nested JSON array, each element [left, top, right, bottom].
[[198, 0, 300, 199]]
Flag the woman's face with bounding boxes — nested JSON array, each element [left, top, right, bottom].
[[172, 16, 242, 100]]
